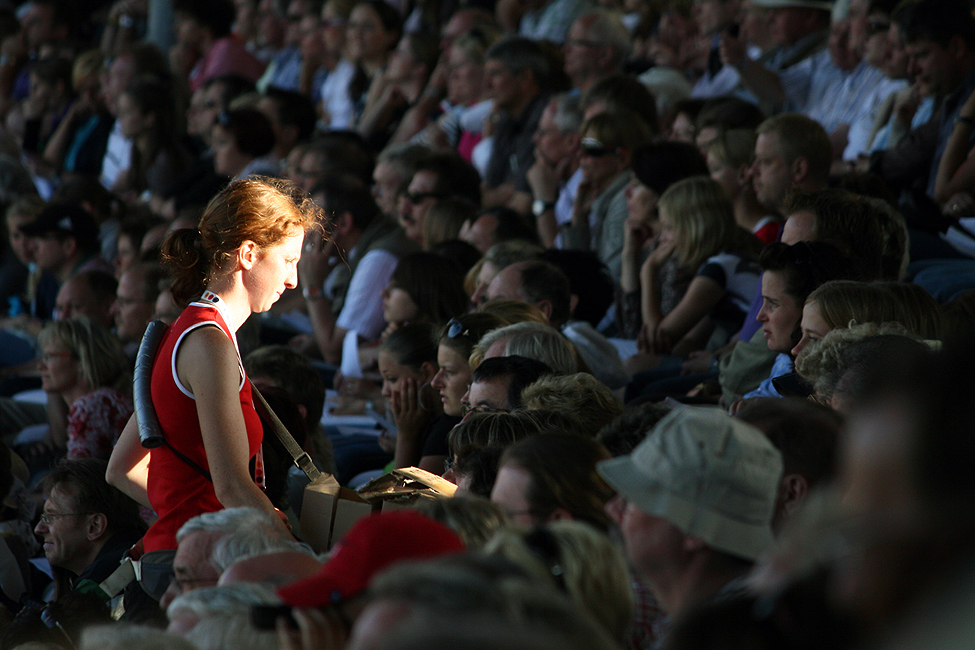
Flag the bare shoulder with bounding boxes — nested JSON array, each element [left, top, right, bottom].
[[176, 325, 240, 390]]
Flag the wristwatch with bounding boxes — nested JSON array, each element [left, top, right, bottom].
[[532, 198, 556, 216]]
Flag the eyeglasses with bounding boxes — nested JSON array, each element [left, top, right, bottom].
[[404, 190, 445, 204], [445, 318, 471, 339], [39, 512, 89, 524]]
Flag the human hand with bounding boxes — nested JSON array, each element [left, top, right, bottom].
[[646, 237, 676, 271], [389, 377, 432, 440], [298, 234, 335, 290], [526, 148, 562, 202], [623, 212, 653, 254]]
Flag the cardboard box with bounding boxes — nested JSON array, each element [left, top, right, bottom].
[[299, 473, 373, 552]]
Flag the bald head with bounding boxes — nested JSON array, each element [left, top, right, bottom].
[[218, 551, 322, 588]]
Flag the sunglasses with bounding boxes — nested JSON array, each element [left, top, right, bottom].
[[581, 145, 623, 158], [446, 318, 472, 339]]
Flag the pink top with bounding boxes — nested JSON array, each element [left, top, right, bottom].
[[66, 387, 133, 460]]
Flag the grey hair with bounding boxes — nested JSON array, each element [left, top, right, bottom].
[[577, 10, 631, 67], [167, 583, 281, 621], [476, 322, 578, 375], [169, 584, 282, 650], [549, 93, 583, 134], [176, 507, 302, 572]]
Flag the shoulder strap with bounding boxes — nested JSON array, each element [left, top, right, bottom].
[[249, 381, 321, 481]]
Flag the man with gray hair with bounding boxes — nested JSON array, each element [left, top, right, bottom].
[[158, 507, 303, 610], [526, 93, 584, 248], [477, 321, 578, 376], [597, 407, 783, 631], [564, 11, 630, 95]]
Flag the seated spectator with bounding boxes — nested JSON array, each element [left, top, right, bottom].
[[397, 151, 482, 246], [486, 260, 628, 388], [160, 507, 302, 609], [523, 93, 582, 248], [430, 312, 505, 419], [371, 142, 430, 219], [791, 280, 925, 359], [476, 298, 549, 327], [54, 269, 117, 329], [521, 372, 623, 436], [561, 111, 653, 284], [376, 322, 451, 474], [617, 141, 708, 340], [113, 263, 168, 355], [210, 108, 279, 180], [255, 88, 317, 165], [364, 251, 467, 375], [597, 407, 782, 633], [491, 433, 614, 530], [113, 77, 192, 205], [743, 241, 856, 399], [749, 113, 832, 217], [35, 458, 146, 601], [35, 319, 132, 461], [795, 321, 930, 412], [481, 37, 551, 209], [300, 177, 419, 365], [319, 0, 402, 130], [540, 249, 614, 330], [474, 321, 578, 375], [735, 397, 842, 532], [166, 582, 280, 648], [357, 33, 439, 150], [462, 355, 553, 413], [706, 128, 781, 243], [635, 176, 762, 359], [175, 0, 266, 92], [467, 239, 543, 307], [484, 521, 635, 645]]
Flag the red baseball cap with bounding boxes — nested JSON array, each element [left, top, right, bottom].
[[278, 511, 465, 608]]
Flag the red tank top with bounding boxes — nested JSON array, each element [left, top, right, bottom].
[[143, 301, 263, 552]]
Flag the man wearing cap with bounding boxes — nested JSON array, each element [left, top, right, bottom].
[[276, 511, 464, 646], [19, 203, 111, 321], [597, 407, 782, 625]]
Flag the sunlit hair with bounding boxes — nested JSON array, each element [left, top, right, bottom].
[[38, 318, 130, 395], [438, 312, 505, 359], [521, 373, 622, 437], [580, 110, 653, 153], [483, 521, 635, 645], [805, 280, 903, 332], [658, 175, 755, 272], [476, 298, 549, 326], [162, 177, 321, 307], [414, 494, 509, 549]]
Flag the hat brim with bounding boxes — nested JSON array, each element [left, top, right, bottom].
[[598, 456, 774, 562]]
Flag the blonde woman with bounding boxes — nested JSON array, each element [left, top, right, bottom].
[[639, 175, 761, 356], [36, 319, 132, 460]]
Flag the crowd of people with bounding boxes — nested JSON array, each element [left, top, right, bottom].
[[0, 0, 973, 647]]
